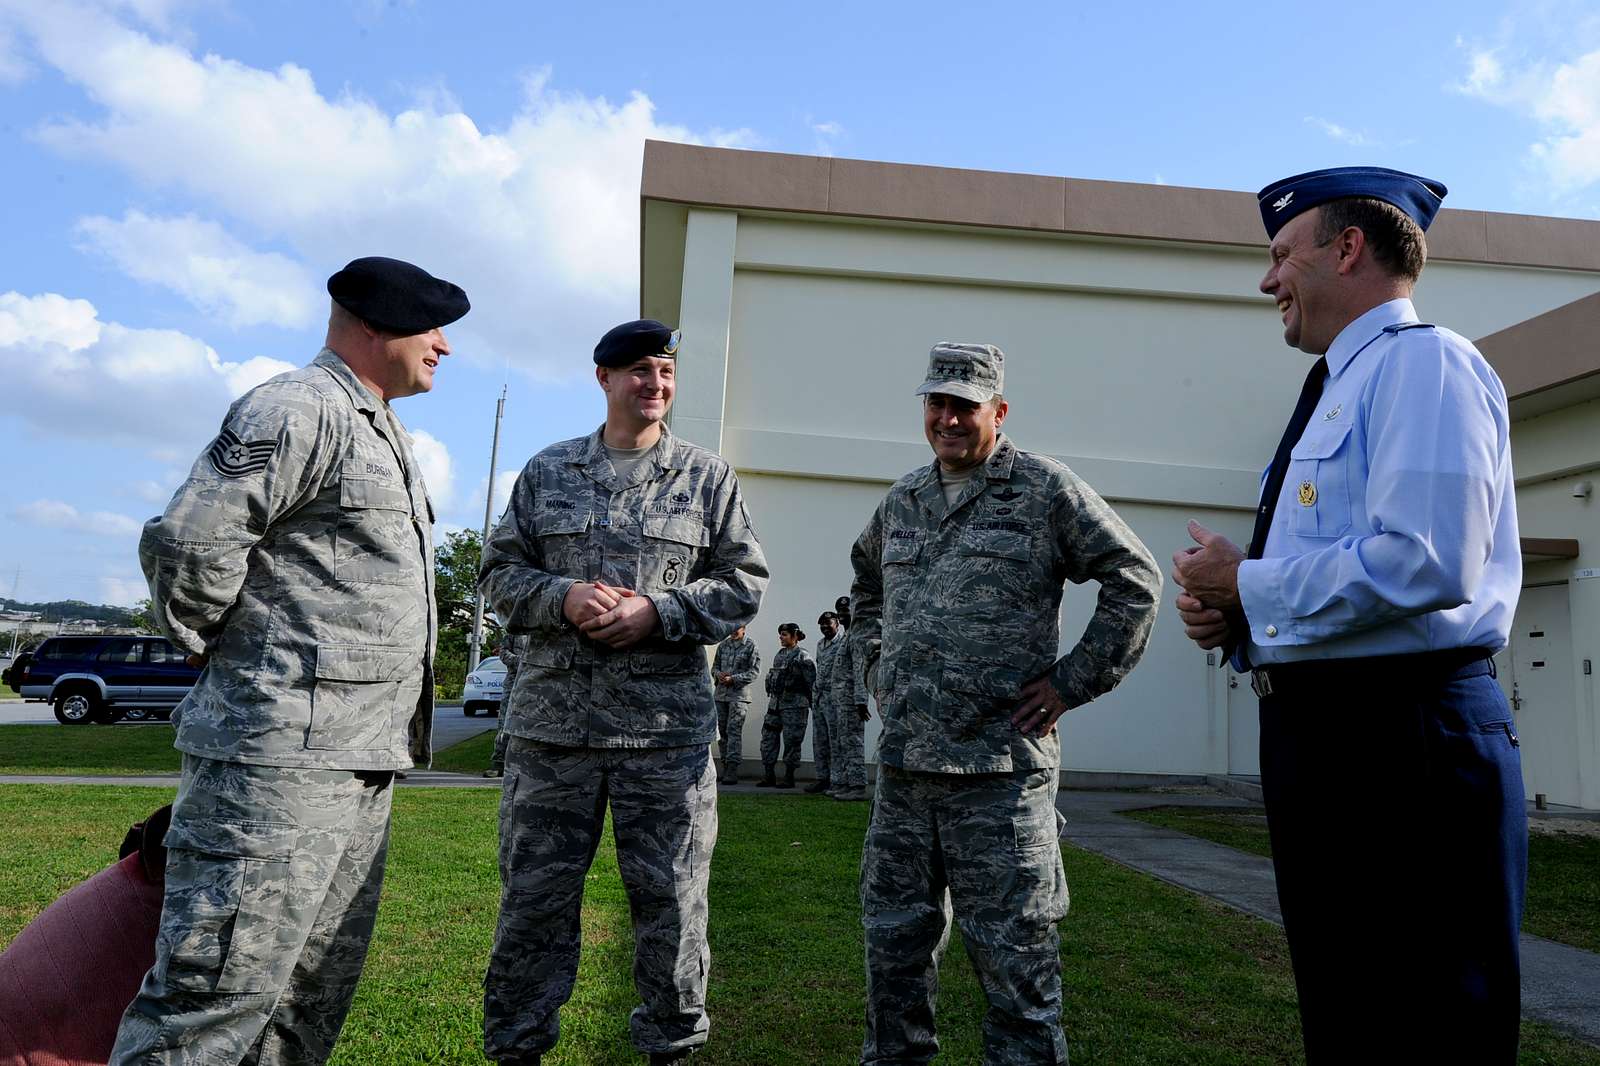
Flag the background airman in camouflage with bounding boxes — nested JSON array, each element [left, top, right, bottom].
[[478, 319, 767, 1066], [850, 341, 1161, 1065], [111, 257, 467, 1066], [758, 622, 814, 789], [823, 595, 871, 801], [484, 634, 523, 779], [712, 624, 760, 783], [808, 611, 844, 793]]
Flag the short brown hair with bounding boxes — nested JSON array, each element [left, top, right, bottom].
[[1314, 198, 1427, 282]]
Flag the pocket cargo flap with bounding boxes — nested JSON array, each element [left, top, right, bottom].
[[883, 537, 922, 564], [957, 529, 1033, 562], [941, 661, 1026, 698], [533, 510, 591, 536], [164, 818, 298, 861], [1289, 421, 1353, 461], [315, 643, 414, 683], [339, 476, 411, 512], [642, 512, 709, 547]]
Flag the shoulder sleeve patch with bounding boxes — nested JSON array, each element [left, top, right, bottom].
[[207, 427, 279, 478]]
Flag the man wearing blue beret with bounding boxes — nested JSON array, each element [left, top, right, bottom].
[[1172, 168, 1526, 1062], [113, 256, 467, 1064], [478, 319, 768, 1065]]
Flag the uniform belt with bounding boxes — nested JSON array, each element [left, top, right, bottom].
[[1251, 646, 1495, 699]]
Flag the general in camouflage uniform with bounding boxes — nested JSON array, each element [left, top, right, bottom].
[[111, 257, 468, 1066], [822, 597, 871, 801], [758, 623, 814, 789], [712, 625, 760, 784], [478, 319, 767, 1066], [851, 342, 1161, 1065]]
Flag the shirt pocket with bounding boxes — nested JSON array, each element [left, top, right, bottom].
[[308, 642, 412, 750], [335, 458, 418, 586], [1286, 421, 1354, 538], [641, 512, 709, 591], [532, 509, 592, 578]]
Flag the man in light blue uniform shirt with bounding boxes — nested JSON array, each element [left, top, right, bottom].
[[1172, 167, 1526, 1063]]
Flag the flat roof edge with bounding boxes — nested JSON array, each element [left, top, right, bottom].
[[642, 140, 1600, 273]]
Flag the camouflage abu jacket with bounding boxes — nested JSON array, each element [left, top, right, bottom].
[[815, 626, 870, 713], [139, 349, 436, 771], [850, 434, 1160, 773], [713, 635, 761, 703], [764, 645, 815, 711], [479, 425, 768, 748]]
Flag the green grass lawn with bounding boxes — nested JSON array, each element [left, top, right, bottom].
[[0, 723, 183, 775], [3, 786, 1597, 1064], [431, 728, 499, 775], [1123, 805, 1600, 956]]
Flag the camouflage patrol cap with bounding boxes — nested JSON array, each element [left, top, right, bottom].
[[914, 342, 1005, 403]]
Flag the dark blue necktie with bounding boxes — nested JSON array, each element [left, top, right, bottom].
[[1222, 356, 1328, 664]]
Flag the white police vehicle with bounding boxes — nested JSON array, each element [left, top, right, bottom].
[[462, 656, 505, 717]]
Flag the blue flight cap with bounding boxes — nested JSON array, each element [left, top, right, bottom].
[[327, 256, 469, 335], [1257, 167, 1448, 239], [594, 319, 681, 368]]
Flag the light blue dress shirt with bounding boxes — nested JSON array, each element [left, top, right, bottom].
[[1237, 297, 1521, 665]]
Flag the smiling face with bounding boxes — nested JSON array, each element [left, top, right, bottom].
[[923, 392, 1007, 472], [819, 616, 838, 640], [778, 629, 798, 649], [380, 326, 451, 398], [599, 355, 675, 433], [1259, 208, 1346, 355]]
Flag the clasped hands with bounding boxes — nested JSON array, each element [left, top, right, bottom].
[[1171, 520, 1245, 651], [562, 581, 660, 649]]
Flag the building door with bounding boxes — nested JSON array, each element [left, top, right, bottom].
[[1501, 583, 1581, 807]]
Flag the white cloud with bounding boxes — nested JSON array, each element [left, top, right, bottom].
[[1303, 116, 1373, 147], [98, 574, 148, 606], [410, 428, 454, 508], [127, 478, 175, 504], [0, 290, 296, 446], [12, 499, 143, 537], [0, 25, 27, 82], [1458, 41, 1600, 196], [809, 117, 843, 157], [76, 210, 319, 328], [462, 467, 522, 526], [2, 4, 754, 374]]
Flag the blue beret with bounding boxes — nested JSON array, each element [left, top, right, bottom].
[[594, 319, 681, 368], [327, 257, 469, 335], [1257, 166, 1447, 239]]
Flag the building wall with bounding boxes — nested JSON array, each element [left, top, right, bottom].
[[658, 207, 1600, 787]]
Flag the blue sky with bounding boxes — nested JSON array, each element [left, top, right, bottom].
[[2, 0, 1598, 605]]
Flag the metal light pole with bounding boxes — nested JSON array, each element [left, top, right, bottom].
[[468, 385, 507, 672]]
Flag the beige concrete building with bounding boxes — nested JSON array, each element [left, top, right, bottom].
[[639, 140, 1600, 809]]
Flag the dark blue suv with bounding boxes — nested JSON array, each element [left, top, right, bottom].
[[11, 635, 202, 725]]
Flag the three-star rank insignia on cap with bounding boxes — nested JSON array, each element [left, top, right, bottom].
[[207, 428, 278, 478], [1297, 481, 1317, 507]]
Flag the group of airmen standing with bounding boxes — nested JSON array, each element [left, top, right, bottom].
[[102, 162, 1530, 1066]]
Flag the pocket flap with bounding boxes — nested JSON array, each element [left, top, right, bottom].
[[884, 536, 922, 564], [339, 474, 411, 512], [941, 660, 1026, 698], [164, 818, 297, 861], [315, 643, 413, 683], [642, 512, 709, 547], [1289, 421, 1353, 461], [522, 638, 575, 669], [533, 510, 591, 536], [958, 529, 1033, 561]]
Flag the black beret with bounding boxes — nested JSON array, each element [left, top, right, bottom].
[[1257, 166, 1447, 240], [594, 319, 681, 368], [327, 256, 470, 335]]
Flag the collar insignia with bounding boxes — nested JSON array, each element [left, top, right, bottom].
[[1323, 403, 1341, 421]]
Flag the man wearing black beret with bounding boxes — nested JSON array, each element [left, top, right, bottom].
[[1173, 169, 1526, 1062], [479, 319, 768, 1064], [112, 257, 467, 1065]]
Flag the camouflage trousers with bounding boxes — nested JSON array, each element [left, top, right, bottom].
[[759, 703, 808, 771], [490, 712, 510, 774], [828, 700, 867, 792], [861, 765, 1069, 1066], [484, 738, 718, 1062], [715, 699, 748, 776], [810, 700, 835, 781], [110, 755, 394, 1066]]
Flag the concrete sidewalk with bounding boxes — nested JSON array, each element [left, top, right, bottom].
[[1059, 789, 1600, 1048]]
